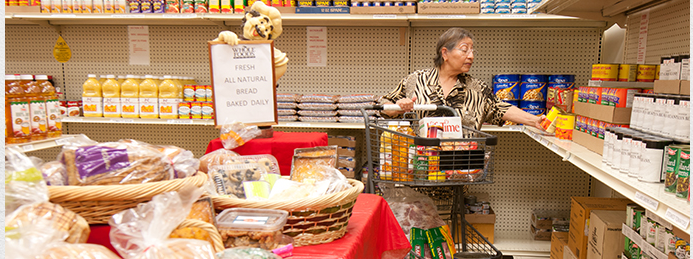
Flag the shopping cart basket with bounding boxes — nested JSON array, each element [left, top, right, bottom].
[[361, 104, 498, 194]]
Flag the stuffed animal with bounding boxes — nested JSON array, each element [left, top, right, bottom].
[[214, 1, 289, 82]]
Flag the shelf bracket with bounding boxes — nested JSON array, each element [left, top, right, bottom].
[[210, 20, 232, 31], [562, 152, 572, 162], [28, 19, 62, 35]]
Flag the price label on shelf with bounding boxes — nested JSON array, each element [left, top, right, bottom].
[[634, 192, 659, 211], [111, 14, 146, 18], [54, 137, 74, 146], [64, 117, 83, 122], [110, 119, 134, 123], [550, 143, 560, 153], [373, 15, 396, 19], [540, 138, 549, 146], [508, 125, 523, 131], [51, 14, 76, 17], [664, 208, 690, 230], [162, 14, 197, 18], [500, 14, 537, 18], [426, 15, 466, 19], [167, 119, 194, 124], [621, 223, 644, 247], [22, 144, 34, 152]]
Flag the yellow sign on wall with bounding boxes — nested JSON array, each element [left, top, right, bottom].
[[53, 36, 71, 63]]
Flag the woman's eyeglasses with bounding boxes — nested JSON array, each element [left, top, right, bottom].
[[454, 48, 476, 56]]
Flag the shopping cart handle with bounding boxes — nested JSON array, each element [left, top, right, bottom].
[[367, 104, 459, 117]]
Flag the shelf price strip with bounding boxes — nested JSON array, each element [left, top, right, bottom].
[[664, 208, 690, 230], [167, 119, 194, 124], [634, 191, 659, 211], [54, 136, 75, 146], [22, 144, 34, 152]]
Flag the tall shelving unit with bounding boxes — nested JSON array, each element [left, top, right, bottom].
[[5, 1, 689, 255]]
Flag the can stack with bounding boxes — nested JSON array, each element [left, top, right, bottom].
[[480, 0, 538, 14], [519, 74, 547, 116], [492, 74, 520, 107], [180, 84, 213, 119]]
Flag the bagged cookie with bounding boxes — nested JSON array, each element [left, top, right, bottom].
[[209, 163, 270, 199]]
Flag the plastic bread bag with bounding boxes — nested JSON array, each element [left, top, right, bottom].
[[338, 116, 377, 123], [307, 166, 352, 197], [268, 178, 313, 200], [297, 110, 338, 117], [59, 140, 175, 185], [199, 148, 240, 173], [109, 185, 215, 259], [5, 146, 91, 244], [40, 161, 68, 186], [208, 163, 269, 199], [277, 102, 298, 109], [297, 102, 338, 110], [217, 247, 282, 259], [220, 121, 262, 150], [298, 116, 338, 122], [337, 102, 375, 110], [278, 108, 297, 115], [278, 115, 298, 122], [338, 94, 378, 103], [6, 218, 120, 259], [277, 93, 301, 102], [119, 139, 200, 179], [380, 184, 446, 240], [299, 94, 339, 103]]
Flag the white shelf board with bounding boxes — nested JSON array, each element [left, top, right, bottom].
[[407, 13, 607, 27], [6, 134, 81, 152], [522, 126, 691, 233], [481, 124, 525, 132], [276, 121, 365, 129], [62, 116, 215, 125], [11, 13, 216, 26], [493, 237, 551, 257]]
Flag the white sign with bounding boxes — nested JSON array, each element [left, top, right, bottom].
[[373, 15, 396, 19], [636, 12, 649, 64], [209, 41, 277, 126], [54, 136, 74, 146], [306, 27, 327, 67], [634, 191, 659, 210], [22, 144, 34, 152], [167, 119, 194, 124], [664, 208, 690, 230], [128, 26, 150, 66]]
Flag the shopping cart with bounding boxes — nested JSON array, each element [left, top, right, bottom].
[[361, 104, 501, 258], [406, 218, 502, 259]]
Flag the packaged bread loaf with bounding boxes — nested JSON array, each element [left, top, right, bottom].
[[337, 102, 375, 110], [277, 102, 298, 109], [40, 161, 68, 186], [278, 115, 298, 122], [299, 94, 339, 103], [297, 103, 337, 110], [277, 108, 297, 115], [199, 148, 240, 173], [277, 93, 301, 102], [338, 94, 378, 103], [298, 116, 338, 122], [119, 139, 200, 179]]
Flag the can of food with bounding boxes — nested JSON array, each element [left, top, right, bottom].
[[470, 204, 483, 212], [480, 8, 495, 13], [520, 74, 547, 101], [548, 75, 575, 89], [495, 2, 510, 8], [522, 108, 545, 116], [481, 201, 490, 210], [511, 8, 527, 13], [183, 85, 195, 101], [67, 100, 81, 117], [427, 125, 443, 138], [519, 100, 546, 110], [637, 64, 657, 82], [676, 148, 690, 199], [59, 100, 67, 116], [202, 102, 214, 119], [425, 147, 443, 182], [618, 64, 638, 82], [481, 209, 490, 215], [541, 106, 561, 130], [588, 87, 602, 104], [655, 65, 660, 80], [664, 145, 683, 193], [194, 85, 206, 101], [190, 102, 202, 119], [494, 8, 511, 13], [505, 100, 519, 107], [493, 74, 520, 100], [178, 101, 191, 119], [555, 113, 575, 140], [480, 2, 494, 8], [591, 64, 619, 81], [464, 195, 477, 205]]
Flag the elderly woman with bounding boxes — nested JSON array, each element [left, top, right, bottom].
[[380, 27, 543, 130]]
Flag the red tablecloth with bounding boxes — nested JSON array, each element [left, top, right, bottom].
[[87, 194, 411, 259], [205, 131, 328, 176]]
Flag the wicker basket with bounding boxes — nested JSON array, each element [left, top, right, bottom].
[[176, 219, 225, 253], [47, 173, 208, 224], [212, 179, 364, 247]]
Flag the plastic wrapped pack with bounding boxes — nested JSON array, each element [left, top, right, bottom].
[[297, 110, 338, 117], [60, 140, 175, 185], [338, 94, 378, 103], [297, 103, 337, 111], [209, 163, 272, 199], [337, 102, 375, 110], [199, 149, 240, 173], [298, 116, 338, 122], [299, 94, 339, 103], [40, 161, 68, 186], [5, 147, 90, 244], [381, 184, 447, 240], [120, 139, 200, 179], [220, 154, 281, 175], [278, 115, 298, 122], [6, 218, 120, 259], [337, 109, 378, 116], [110, 186, 215, 259], [220, 121, 261, 150], [290, 146, 339, 183], [169, 197, 217, 248], [277, 108, 297, 115], [338, 116, 377, 123], [277, 93, 301, 103], [277, 102, 297, 109], [217, 248, 281, 259], [216, 208, 289, 250]]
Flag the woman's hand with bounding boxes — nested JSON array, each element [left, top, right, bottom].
[[395, 96, 417, 113], [533, 115, 547, 132]]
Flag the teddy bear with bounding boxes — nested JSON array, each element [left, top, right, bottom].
[[213, 1, 289, 82]]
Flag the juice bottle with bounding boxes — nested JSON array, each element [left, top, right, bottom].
[[102, 75, 121, 117], [154, 76, 163, 86], [139, 75, 159, 119], [117, 75, 127, 85], [21, 75, 48, 141], [172, 76, 184, 102], [395, 121, 415, 181], [379, 121, 399, 181], [98, 75, 108, 85], [37, 75, 62, 138], [83, 74, 103, 117], [121, 75, 140, 118], [158, 75, 179, 119], [5, 75, 31, 143]]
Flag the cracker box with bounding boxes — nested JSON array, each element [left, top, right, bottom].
[[418, 117, 463, 139]]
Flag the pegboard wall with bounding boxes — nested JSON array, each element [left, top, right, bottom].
[[5, 25, 66, 92], [624, 0, 690, 64], [411, 28, 602, 86]]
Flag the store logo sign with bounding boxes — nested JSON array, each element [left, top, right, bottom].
[[233, 46, 256, 59]]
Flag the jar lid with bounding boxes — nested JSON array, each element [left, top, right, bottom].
[[615, 131, 624, 139], [644, 137, 673, 149]]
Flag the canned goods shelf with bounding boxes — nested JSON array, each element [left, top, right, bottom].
[[522, 126, 690, 233], [588, 80, 655, 88], [6, 134, 82, 153]]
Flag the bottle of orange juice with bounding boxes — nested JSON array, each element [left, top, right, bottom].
[[117, 75, 127, 85], [37, 75, 61, 138], [98, 75, 108, 85], [172, 76, 184, 102], [139, 75, 159, 119], [5, 75, 31, 143], [21, 75, 48, 141], [158, 75, 179, 119], [121, 75, 140, 118], [83, 74, 103, 117], [102, 75, 121, 117]]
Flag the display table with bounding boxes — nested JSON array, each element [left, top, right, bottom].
[[87, 194, 411, 259], [205, 131, 328, 176]]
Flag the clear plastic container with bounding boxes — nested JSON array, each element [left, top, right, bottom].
[[216, 208, 288, 250]]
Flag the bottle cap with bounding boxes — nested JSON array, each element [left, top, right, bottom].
[[164, 75, 172, 79], [107, 75, 116, 79], [20, 75, 34, 80], [88, 74, 97, 78], [145, 75, 154, 79], [127, 75, 136, 79], [35, 75, 48, 80]]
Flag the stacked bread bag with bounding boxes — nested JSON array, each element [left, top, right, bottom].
[[336, 94, 379, 123], [297, 94, 339, 123]]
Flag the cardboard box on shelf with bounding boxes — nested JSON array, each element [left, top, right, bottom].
[[573, 102, 631, 124], [337, 147, 356, 157], [417, 1, 479, 14], [350, 5, 415, 14], [681, 80, 690, 95], [328, 135, 356, 147], [567, 197, 631, 259], [572, 130, 604, 155], [531, 225, 553, 241], [551, 232, 569, 259], [586, 210, 625, 259], [531, 210, 570, 230], [654, 80, 691, 95], [564, 245, 577, 259]]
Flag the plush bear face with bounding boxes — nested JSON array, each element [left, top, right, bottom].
[[242, 10, 275, 40]]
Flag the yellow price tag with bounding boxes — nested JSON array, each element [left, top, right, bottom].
[[53, 36, 72, 63]]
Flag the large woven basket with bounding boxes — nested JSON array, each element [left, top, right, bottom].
[[176, 219, 225, 253], [47, 173, 208, 224], [212, 179, 364, 247]]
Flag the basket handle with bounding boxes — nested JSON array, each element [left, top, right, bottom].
[[365, 104, 459, 117], [177, 219, 225, 253]]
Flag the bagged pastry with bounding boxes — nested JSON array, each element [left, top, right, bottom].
[[5, 146, 90, 244], [110, 185, 215, 259], [338, 94, 378, 103], [199, 148, 240, 173], [220, 121, 262, 149], [40, 161, 68, 186], [119, 139, 200, 179], [209, 163, 269, 199], [6, 218, 120, 259], [60, 140, 175, 185]]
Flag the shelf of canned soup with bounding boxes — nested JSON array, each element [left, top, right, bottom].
[[492, 74, 575, 117], [521, 126, 690, 233]]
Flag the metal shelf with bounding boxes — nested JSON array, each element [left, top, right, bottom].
[[521, 126, 690, 233], [6, 134, 82, 152]]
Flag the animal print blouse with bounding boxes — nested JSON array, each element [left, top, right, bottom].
[[380, 68, 512, 130]]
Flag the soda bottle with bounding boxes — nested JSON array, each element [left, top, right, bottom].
[[102, 75, 121, 117], [22, 75, 47, 141], [5, 75, 31, 143], [139, 75, 159, 119], [82, 74, 103, 117], [121, 75, 140, 118], [158, 75, 179, 119], [37, 75, 62, 138]]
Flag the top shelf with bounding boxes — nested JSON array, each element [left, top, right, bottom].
[[6, 13, 607, 27]]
